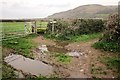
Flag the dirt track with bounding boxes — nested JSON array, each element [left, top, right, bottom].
[[32, 36, 116, 78]]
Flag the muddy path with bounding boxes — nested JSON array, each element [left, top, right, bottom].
[[32, 35, 116, 78]]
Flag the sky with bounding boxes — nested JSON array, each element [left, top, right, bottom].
[[0, 0, 119, 19]]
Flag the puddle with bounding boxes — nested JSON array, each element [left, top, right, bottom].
[[47, 45, 68, 53], [55, 41, 69, 47], [4, 54, 53, 76], [47, 41, 69, 53]]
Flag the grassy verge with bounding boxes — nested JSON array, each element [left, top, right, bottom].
[[100, 57, 120, 77], [69, 33, 102, 42], [100, 57, 120, 70], [2, 34, 38, 78], [92, 41, 120, 52], [92, 41, 120, 77], [2, 34, 38, 58], [44, 33, 102, 42]]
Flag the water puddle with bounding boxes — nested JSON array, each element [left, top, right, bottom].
[[47, 45, 68, 53], [46, 41, 82, 57], [46, 41, 69, 53], [4, 54, 53, 76]]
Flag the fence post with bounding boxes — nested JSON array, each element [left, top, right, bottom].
[[24, 21, 27, 34], [34, 21, 37, 34]]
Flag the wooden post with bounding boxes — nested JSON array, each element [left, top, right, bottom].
[[51, 20, 56, 34], [52, 22, 54, 34], [34, 21, 37, 34], [24, 21, 27, 34]]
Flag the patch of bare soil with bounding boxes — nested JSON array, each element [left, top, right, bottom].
[[2, 48, 14, 57], [32, 35, 56, 46], [65, 39, 116, 78]]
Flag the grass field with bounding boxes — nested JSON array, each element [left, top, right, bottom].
[[36, 22, 48, 28], [1, 22, 27, 32], [36, 22, 48, 33], [1, 21, 48, 39], [1, 22, 31, 39]]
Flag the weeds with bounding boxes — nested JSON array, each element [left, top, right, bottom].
[[70, 33, 102, 42], [55, 53, 71, 64], [2, 63, 16, 79], [100, 57, 120, 70], [44, 33, 102, 42], [92, 41, 120, 52]]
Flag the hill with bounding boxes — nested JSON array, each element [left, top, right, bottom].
[[47, 4, 118, 19]]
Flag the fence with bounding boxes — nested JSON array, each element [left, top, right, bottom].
[[1, 22, 32, 41]]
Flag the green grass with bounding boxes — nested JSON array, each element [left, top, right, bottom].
[[100, 57, 120, 70], [69, 33, 102, 42], [1, 22, 48, 33], [2, 34, 38, 58], [100, 56, 120, 77], [55, 53, 71, 64], [92, 41, 120, 52], [36, 22, 48, 28], [1, 22, 29, 32], [1, 22, 31, 39], [36, 22, 48, 33], [44, 33, 102, 42], [92, 41, 120, 77]]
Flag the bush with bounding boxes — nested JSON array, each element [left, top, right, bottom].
[[92, 41, 120, 52], [101, 14, 120, 42], [46, 19, 105, 40], [72, 19, 105, 34], [93, 14, 120, 52]]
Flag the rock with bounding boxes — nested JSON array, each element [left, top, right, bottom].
[[88, 51, 91, 53], [84, 54, 87, 58], [38, 45, 48, 52], [67, 51, 80, 57], [80, 53, 84, 56], [80, 69, 84, 72]]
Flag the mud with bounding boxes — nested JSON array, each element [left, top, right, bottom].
[[4, 54, 54, 76]]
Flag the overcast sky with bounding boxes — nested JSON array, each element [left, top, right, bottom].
[[0, 0, 119, 19]]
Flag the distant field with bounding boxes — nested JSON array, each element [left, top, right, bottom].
[[1, 22, 48, 32], [36, 22, 48, 28], [1, 22, 29, 33], [36, 22, 48, 32], [1, 21, 48, 39], [1, 22, 31, 39]]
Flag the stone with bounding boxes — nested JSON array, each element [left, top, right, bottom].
[[80, 69, 84, 72], [67, 51, 80, 57], [38, 45, 48, 52]]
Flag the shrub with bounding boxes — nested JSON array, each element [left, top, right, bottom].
[[46, 19, 105, 40], [101, 14, 120, 42], [72, 19, 105, 34]]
